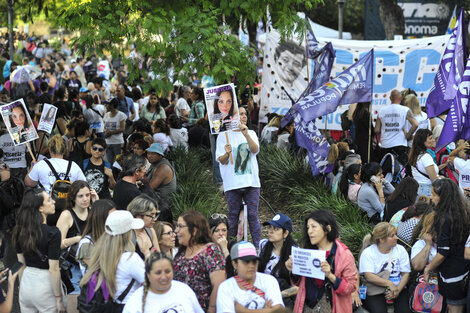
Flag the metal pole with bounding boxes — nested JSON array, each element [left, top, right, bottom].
[[338, 0, 344, 40], [243, 201, 248, 242], [7, 0, 14, 58]]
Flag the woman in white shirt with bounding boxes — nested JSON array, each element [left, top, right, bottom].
[[123, 252, 203, 313], [152, 119, 173, 154], [411, 212, 437, 272], [408, 129, 438, 197], [404, 94, 429, 147], [79, 210, 146, 311]]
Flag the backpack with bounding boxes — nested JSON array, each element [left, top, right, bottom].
[[43, 159, 72, 226], [77, 271, 135, 313], [69, 139, 90, 170], [410, 275, 444, 313], [380, 152, 406, 186]]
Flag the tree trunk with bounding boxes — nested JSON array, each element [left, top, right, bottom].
[[7, 0, 14, 58], [377, 0, 404, 39]]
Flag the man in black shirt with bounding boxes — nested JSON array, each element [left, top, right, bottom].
[[83, 138, 115, 199]]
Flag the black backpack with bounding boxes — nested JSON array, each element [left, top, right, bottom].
[[77, 271, 135, 313], [43, 159, 72, 226]]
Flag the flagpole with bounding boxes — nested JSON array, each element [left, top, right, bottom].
[[367, 102, 372, 163]]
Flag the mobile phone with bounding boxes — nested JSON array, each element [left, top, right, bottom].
[[8, 261, 23, 276]]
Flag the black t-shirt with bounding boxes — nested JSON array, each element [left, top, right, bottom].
[[113, 179, 142, 210], [84, 160, 111, 199], [17, 224, 61, 269]]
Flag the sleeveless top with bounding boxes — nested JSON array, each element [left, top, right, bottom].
[[66, 208, 89, 238], [147, 158, 177, 199]]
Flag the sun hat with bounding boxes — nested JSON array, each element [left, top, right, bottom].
[[263, 213, 293, 232], [105, 210, 144, 236], [230, 241, 259, 261], [146, 143, 164, 156]]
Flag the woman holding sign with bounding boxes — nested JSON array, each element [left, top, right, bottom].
[[359, 222, 411, 313], [285, 210, 357, 313]]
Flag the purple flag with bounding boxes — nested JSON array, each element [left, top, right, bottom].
[[426, 8, 466, 118], [436, 56, 470, 151], [294, 49, 374, 123], [294, 114, 330, 176], [306, 18, 321, 59]]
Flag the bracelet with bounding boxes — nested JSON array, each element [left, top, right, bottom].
[[55, 295, 62, 298], [151, 247, 158, 252]]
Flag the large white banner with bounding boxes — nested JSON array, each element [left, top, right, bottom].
[[260, 34, 450, 129]]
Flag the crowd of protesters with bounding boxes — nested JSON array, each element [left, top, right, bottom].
[[0, 33, 468, 313]]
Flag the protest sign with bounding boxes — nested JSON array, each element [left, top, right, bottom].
[[260, 33, 449, 124], [292, 246, 326, 280], [0, 99, 38, 146], [37, 103, 57, 134], [204, 83, 240, 134]]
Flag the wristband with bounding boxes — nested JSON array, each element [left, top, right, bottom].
[[55, 295, 62, 298]]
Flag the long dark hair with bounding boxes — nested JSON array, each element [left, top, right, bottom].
[[81, 199, 115, 242], [432, 178, 470, 244], [146, 91, 162, 114], [360, 162, 381, 184], [353, 102, 370, 121], [258, 231, 296, 285], [234, 143, 250, 173], [302, 210, 339, 249], [386, 176, 418, 203], [213, 88, 235, 117], [401, 197, 430, 222], [9, 102, 30, 129], [339, 163, 361, 200], [12, 188, 46, 255], [409, 129, 433, 166]]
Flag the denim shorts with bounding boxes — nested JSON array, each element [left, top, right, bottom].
[[69, 263, 82, 295]]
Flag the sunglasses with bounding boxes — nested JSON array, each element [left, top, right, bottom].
[[92, 146, 105, 152], [211, 213, 227, 220]]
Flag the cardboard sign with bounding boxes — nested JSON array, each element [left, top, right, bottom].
[[204, 83, 240, 134], [0, 99, 38, 146], [37, 103, 57, 134]]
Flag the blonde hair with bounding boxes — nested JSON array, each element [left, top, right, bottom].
[[48, 134, 66, 155], [405, 94, 421, 116], [266, 115, 282, 128], [79, 231, 134, 297], [360, 222, 397, 256], [337, 142, 349, 156], [328, 144, 339, 164], [419, 211, 435, 238]]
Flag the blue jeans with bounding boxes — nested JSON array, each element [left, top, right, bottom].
[[69, 263, 82, 295]]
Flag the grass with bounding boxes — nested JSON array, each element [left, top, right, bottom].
[[167, 143, 372, 258]]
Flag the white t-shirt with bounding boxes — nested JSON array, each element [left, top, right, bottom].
[[83, 104, 106, 133], [412, 153, 437, 184], [378, 104, 410, 148], [170, 128, 188, 150], [454, 157, 470, 191], [115, 252, 145, 304], [153, 133, 173, 153], [216, 130, 261, 192], [411, 239, 437, 265], [217, 273, 284, 312], [175, 98, 190, 118], [27, 158, 86, 193], [359, 244, 411, 286], [123, 281, 204, 313], [406, 112, 430, 147], [0, 133, 27, 168], [104, 111, 127, 145]]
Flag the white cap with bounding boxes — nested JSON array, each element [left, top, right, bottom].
[[105, 211, 144, 236]]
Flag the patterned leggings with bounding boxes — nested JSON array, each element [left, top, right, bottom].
[[225, 187, 261, 248]]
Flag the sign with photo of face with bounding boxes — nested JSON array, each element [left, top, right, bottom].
[[0, 99, 38, 146], [204, 83, 240, 134], [37, 103, 57, 134]]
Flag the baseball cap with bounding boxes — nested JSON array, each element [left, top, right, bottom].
[[146, 143, 164, 156], [79, 87, 88, 93], [105, 210, 144, 236], [263, 213, 293, 232], [230, 241, 259, 261]]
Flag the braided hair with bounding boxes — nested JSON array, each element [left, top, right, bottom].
[[142, 252, 174, 312]]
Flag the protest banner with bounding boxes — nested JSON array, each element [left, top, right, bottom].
[[260, 33, 449, 125], [37, 103, 57, 134], [292, 246, 326, 280], [0, 99, 38, 146], [204, 83, 240, 134], [426, 8, 466, 118]]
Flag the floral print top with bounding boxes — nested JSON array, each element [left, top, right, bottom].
[[173, 243, 225, 310]]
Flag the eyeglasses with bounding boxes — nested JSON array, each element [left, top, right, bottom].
[[162, 230, 175, 236], [145, 212, 160, 220], [211, 213, 227, 220], [92, 146, 105, 152], [176, 224, 188, 229]]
